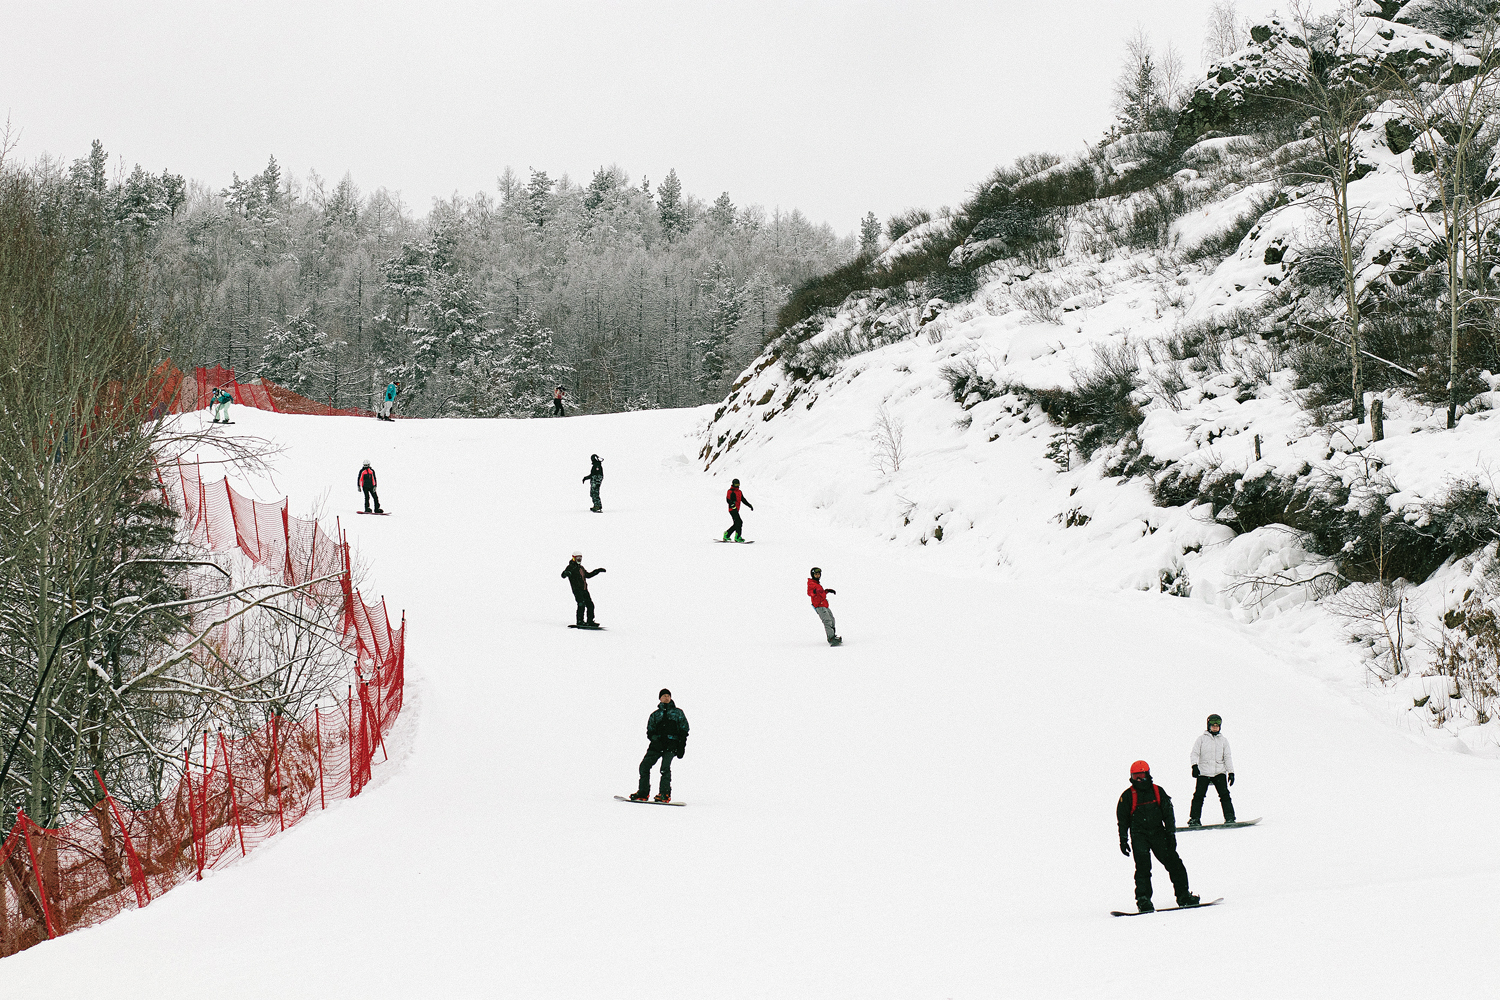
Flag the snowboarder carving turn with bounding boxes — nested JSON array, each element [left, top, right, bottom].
[[629, 689, 688, 803], [1116, 760, 1198, 913], [562, 551, 605, 627], [807, 567, 841, 646], [723, 478, 752, 541], [357, 461, 383, 514], [378, 380, 400, 421], [582, 454, 603, 512], [1188, 714, 1235, 827]]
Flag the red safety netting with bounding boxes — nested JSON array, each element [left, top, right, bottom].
[[156, 362, 376, 418], [0, 464, 404, 957]]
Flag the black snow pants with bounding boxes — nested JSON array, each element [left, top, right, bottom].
[[553, 398, 564, 416], [637, 745, 674, 797], [1190, 774, 1235, 823], [362, 486, 382, 513], [726, 509, 743, 538], [1132, 830, 1191, 905], [574, 592, 595, 625]]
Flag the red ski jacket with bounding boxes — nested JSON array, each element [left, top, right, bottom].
[[358, 467, 377, 490], [807, 578, 829, 608], [726, 486, 748, 511]]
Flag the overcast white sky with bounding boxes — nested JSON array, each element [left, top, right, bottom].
[[3, 1, 1312, 235]]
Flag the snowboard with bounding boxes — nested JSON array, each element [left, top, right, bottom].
[[356, 511, 390, 515], [1111, 897, 1223, 917], [615, 795, 684, 807], [569, 623, 605, 630], [714, 538, 754, 544], [1177, 818, 1260, 832], [211, 421, 236, 425]]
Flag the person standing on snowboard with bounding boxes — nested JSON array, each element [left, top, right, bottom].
[[630, 688, 689, 803], [582, 454, 604, 512], [1117, 760, 1198, 913], [1188, 714, 1236, 827], [807, 567, 842, 646], [562, 551, 606, 626], [378, 380, 400, 421], [357, 461, 383, 514], [723, 478, 753, 541], [210, 386, 232, 423]]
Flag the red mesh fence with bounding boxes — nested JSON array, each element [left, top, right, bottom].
[[0, 464, 405, 957], [156, 362, 376, 418]]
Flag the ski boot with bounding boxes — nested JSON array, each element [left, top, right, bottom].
[[722, 529, 732, 541], [629, 791, 650, 801], [829, 636, 843, 646], [653, 793, 671, 803], [1186, 818, 1202, 828], [1136, 899, 1154, 913], [733, 534, 745, 542], [1176, 893, 1201, 907]]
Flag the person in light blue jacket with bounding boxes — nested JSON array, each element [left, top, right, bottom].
[[211, 387, 232, 423]]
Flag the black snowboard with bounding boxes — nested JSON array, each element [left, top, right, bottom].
[[1111, 897, 1223, 917], [356, 511, 390, 515], [211, 421, 236, 425], [569, 623, 605, 630], [714, 539, 755, 544], [1177, 818, 1260, 832], [614, 795, 684, 807]]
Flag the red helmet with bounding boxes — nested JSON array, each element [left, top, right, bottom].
[[1129, 760, 1151, 776]]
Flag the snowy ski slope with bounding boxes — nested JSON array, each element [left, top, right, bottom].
[[7, 406, 1500, 998]]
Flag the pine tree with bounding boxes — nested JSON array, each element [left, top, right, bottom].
[[262, 313, 327, 395], [695, 260, 745, 397], [859, 211, 882, 256], [709, 192, 735, 230], [657, 169, 688, 240], [526, 168, 554, 228], [495, 310, 575, 416]]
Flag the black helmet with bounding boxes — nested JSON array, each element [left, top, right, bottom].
[[591, 454, 600, 462], [1207, 714, 1222, 729], [732, 478, 740, 486], [810, 567, 822, 576]]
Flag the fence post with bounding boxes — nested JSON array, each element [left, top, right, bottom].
[[18, 811, 57, 939], [183, 747, 203, 881], [347, 686, 355, 798], [218, 733, 246, 857], [271, 713, 284, 833], [282, 504, 294, 584], [197, 459, 208, 545], [314, 707, 326, 811], [94, 771, 150, 908], [307, 521, 319, 584]]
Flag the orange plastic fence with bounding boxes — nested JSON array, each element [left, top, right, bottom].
[[159, 363, 376, 418], [0, 463, 404, 958]]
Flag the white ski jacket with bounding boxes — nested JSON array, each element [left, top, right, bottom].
[[1190, 732, 1234, 777]]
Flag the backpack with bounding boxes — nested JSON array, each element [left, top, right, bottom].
[[1128, 783, 1163, 814]]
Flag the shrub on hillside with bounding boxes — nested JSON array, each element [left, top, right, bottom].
[[886, 208, 933, 242], [1182, 190, 1283, 264]]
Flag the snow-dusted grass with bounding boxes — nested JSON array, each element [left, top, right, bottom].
[[8, 405, 1496, 998]]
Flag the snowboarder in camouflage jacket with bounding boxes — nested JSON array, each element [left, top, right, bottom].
[[1116, 760, 1198, 912], [631, 689, 689, 802], [582, 454, 603, 512]]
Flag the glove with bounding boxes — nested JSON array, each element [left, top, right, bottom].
[[1191, 765, 1200, 778], [826, 589, 836, 595], [1119, 840, 1130, 857], [597, 567, 607, 574], [1228, 773, 1235, 786], [677, 745, 686, 759]]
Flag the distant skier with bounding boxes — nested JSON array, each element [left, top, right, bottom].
[[378, 381, 401, 421], [629, 688, 689, 803], [357, 461, 383, 514], [723, 478, 753, 541], [1187, 714, 1236, 827], [1117, 760, 1198, 913], [562, 551, 606, 627], [807, 567, 841, 646], [210, 386, 232, 423], [553, 386, 566, 417], [582, 454, 604, 512]]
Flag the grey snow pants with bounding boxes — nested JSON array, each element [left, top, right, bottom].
[[814, 606, 837, 642]]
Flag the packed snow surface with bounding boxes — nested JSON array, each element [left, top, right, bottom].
[[7, 405, 1500, 998]]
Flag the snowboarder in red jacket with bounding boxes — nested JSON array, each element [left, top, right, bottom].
[[1116, 760, 1198, 913], [807, 567, 841, 646], [357, 461, 382, 514], [723, 479, 753, 541]]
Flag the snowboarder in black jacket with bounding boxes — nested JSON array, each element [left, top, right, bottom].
[[561, 551, 605, 626], [582, 454, 603, 512], [1116, 760, 1198, 913], [357, 461, 382, 513], [630, 689, 689, 803]]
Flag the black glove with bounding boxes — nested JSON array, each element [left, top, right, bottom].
[[826, 589, 836, 595], [1119, 840, 1130, 857], [597, 567, 606, 573], [1228, 773, 1235, 786], [677, 745, 686, 759], [1191, 765, 1200, 778]]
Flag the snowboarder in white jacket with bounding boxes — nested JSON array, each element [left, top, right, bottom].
[[1187, 714, 1235, 826]]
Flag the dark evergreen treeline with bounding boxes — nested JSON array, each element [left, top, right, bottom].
[[31, 142, 853, 415]]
